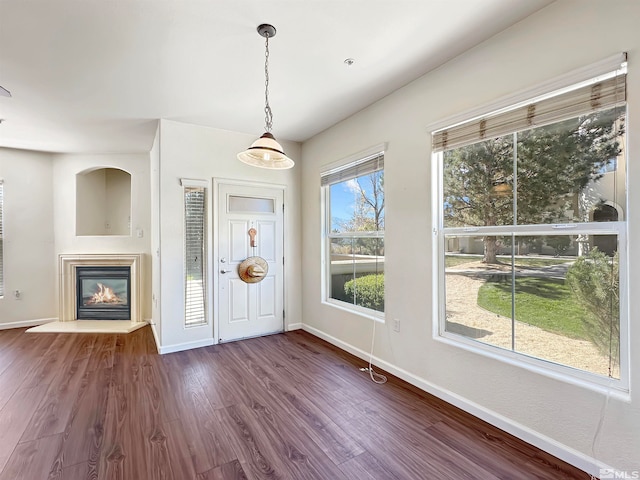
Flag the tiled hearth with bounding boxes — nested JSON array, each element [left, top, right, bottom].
[[27, 253, 147, 334]]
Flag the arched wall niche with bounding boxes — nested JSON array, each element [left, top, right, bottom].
[[76, 167, 132, 236]]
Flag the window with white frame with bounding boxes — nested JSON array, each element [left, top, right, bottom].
[[322, 152, 385, 315], [432, 58, 627, 386], [0, 180, 4, 298], [182, 180, 207, 326]]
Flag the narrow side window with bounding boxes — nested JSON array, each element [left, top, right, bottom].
[[183, 181, 207, 326]]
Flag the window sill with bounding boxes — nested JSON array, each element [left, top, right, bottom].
[[323, 299, 385, 323], [434, 331, 630, 400]]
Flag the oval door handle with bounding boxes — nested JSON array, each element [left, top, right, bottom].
[[220, 269, 233, 274]]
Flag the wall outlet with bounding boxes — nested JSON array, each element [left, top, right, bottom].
[[13, 290, 21, 300], [393, 318, 400, 332]]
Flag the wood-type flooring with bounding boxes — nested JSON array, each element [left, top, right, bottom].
[[0, 326, 589, 479]]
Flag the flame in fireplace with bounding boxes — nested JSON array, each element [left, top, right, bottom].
[[87, 283, 125, 305]]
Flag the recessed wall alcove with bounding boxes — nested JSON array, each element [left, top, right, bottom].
[[76, 167, 132, 236]]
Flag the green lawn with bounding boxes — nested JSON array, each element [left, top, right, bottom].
[[446, 254, 573, 269], [477, 276, 588, 340], [445, 255, 482, 267], [502, 256, 573, 268]]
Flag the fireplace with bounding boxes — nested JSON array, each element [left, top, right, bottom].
[[58, 253, 143, 324], [76, 266, 131, 320], [26, 254, 145, 334]]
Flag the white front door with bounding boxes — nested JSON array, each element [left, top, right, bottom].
[[217, 182, 284, 342]]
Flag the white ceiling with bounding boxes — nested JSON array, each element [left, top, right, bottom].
[[0, 0, 554, 154]]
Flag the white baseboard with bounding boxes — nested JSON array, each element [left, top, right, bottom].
[[286, 322, 303, 331], [0, 318, 57, 330], [157, 337, 214, 355], [301, 323, 610, 478], [150, 322, 161, 352]]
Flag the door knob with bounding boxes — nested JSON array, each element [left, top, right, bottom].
[[220, 269, 232, 274], [220, 257, 227, 263]]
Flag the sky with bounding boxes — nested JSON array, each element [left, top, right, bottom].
[[330, 181, 357, 231], [330, 175, 380, 232]]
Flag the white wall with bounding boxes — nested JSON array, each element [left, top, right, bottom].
[[52, 153, 152, 319], [150, 124, 162, 345], [301, 0, 639, 473], [156, 119, 301, 353], [0, 148, 56, 327]]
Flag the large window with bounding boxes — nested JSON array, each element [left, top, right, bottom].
[[433, 60, 627, 387], [182, 180, 207, 327], [322, 151, 385, 316]]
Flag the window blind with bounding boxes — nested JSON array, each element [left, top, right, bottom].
[[321, 152, 384, 186], [433, 71, 626, 153], [0, 181, 3, 297], [184, 186, 206, 326]]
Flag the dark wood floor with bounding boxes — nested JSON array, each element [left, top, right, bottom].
[[0, 326, 588, 480]]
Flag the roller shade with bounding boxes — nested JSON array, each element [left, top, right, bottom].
[[321, 152, 384, 186], [433, 71, 626, 153]]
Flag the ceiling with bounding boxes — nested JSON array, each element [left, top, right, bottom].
[[0, 0, 555, 154]]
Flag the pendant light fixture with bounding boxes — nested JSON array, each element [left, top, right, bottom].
[[237, 24, 294, 169]]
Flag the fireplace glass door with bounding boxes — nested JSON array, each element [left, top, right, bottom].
[[76, 266, 131, 320]]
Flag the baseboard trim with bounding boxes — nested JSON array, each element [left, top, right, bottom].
[[0, 318, 57, 330], [157, 337, 214, 355], [286, 322, 303, 331], [301, 323, 609, 477], [150, 322, 161, 352]]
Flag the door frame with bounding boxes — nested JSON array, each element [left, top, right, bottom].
[[212, 178, 288, 344]]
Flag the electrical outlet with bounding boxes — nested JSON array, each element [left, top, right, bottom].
[[393, 318, 400, 332], [13, 290, 21, 300]]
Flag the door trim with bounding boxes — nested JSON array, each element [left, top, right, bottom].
[[212, 178, 287, 344]]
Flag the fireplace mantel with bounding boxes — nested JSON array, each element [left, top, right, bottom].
[[59, 253, 143, 323]]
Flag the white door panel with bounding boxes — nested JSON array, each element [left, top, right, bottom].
[[257, 221, 276, 261], [218, 183, 284, 342], [230, 221, 249, 262], [229, 279, 249, 322], [258, 276, 276, 317]]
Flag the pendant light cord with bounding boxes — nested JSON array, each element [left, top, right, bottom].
[[264, 34, 273, 133]]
